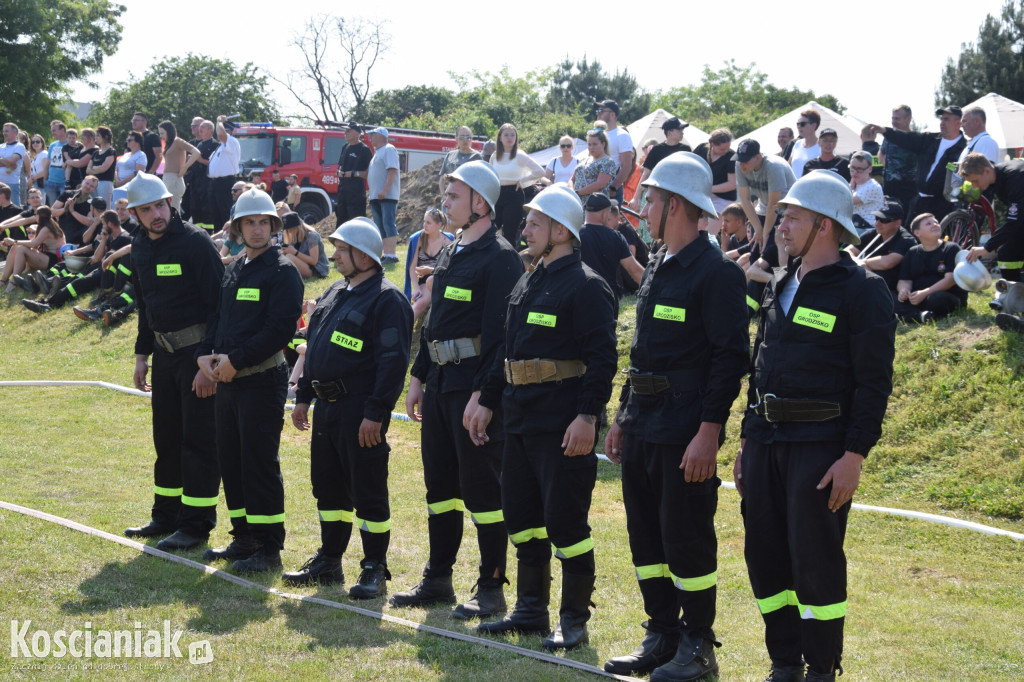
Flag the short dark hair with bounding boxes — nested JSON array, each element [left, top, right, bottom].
[[800, 110, 821, 128], [102, 210, 119, 226], [133, 112, 147, 121], [721, 203, 746, 220], [0, 183, 10, 200]]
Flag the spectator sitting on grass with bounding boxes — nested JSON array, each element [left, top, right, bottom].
[[719, 202, 751, 265], [1, 186, 43, 249], [894, 212, 967, 324], [1, 206, 64, 292], [280, 211, 329, 280]]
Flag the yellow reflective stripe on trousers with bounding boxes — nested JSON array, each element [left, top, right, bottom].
[[798, 599, 847, 620], [746, 294, 761, 311], [427, 499, 465, 515], [247, 513, 285, 524], [181, 495, 218, 507], [670, 569, 717, 591], [67, 283, 78, 297], [756, 589, 799, 614], [554, 537, 593, 559], [228, 508, 247, 519], [509, 527, 548, 545], [997, 260, 1024, 269], [470, 509, 504, 525], [635, 563, 671, 581], [154, 486, 183, 497], [355, 516, 391, 533], [117, 263, 132, 276], [319, 509, 354, 523]]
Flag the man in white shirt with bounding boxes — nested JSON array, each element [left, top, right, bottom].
[[595, 100, 635, 204], [367, 127, 400, 264], [788, 110, 821, 178], [0, 123, 26, 207], [208, 116, 241, 231], [958, 106, 1001, 164]]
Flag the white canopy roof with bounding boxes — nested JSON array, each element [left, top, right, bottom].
[[962, 92, 1024, 156], [738, 101, 867, 156]]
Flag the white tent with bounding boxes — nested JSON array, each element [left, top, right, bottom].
[[528, 138, 587, 168], [962, 92, 1024, 158], [739, 101, 866, 157], [623, 108, 710, 151]]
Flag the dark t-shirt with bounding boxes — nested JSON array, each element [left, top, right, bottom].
[[120, 216, 140, 236], [337, 142, 373, 196], [858, 226, 917, 291], [899, 241, 966, 303], [141, 130, 162, 172], [643, 142, 692, 171], [861, 141, 881, 156], [693, 143, 738, 200], [580, 222, 631, 300], [803, 155, 851, 181], [727, 234, 750, 254], [63, 142, 84, 189], [1, 204, 27, 241], [90, 148, 117, 182], [616, 222, 649, 295], [57, 190, 92, 245], [270, 178, 288, 203]]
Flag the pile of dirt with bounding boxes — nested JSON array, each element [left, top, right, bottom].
[[310, 159, 445, 243]]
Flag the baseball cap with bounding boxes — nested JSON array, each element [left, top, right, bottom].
[[736, 139, 761, 162], [819, 128, 838, 138], [872, 198, 905, 222], [661, 117, 689, 132], [593, 100, 620, 115], [935, 105, 963, 118], [370, 126, 389, 138], [584, 193, 612, 211], [282, 212, 302, 229]]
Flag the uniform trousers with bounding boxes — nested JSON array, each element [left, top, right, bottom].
[[621, 432, 719, 636], [420, 386, 507, 578], [310, 394, 391, 564], [215, 365, 288, 550], [742, 439, 849, 674], [501, 431, 596, 575], [993, 227, 1024, 281], [149, 344, 219, 535], [335, 190, 367, 225], [893, 291, 963, 322]]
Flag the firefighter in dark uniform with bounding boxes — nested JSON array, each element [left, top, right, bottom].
[[283, 217, 412, 599], [961, 152, 1024, 283], [476, 185, 616, 649], [390, 161, 522, 619], [604, 153, 749, 681], [335, 124, 373, 225], [736, 170, 896, 682], [123, 173, 223, 550], [197, 188, 304, 573]]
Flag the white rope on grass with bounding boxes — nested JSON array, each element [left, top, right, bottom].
[[0, 499, 638, 681], [3, 379, 1021, 543]]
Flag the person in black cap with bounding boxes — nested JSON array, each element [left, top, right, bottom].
[[801, 129, 850, 181], [595, 99, 635, 204], [847, 197, 917, 297], [735, 139, 796, 256], [335, 124, 373, 226], [632, 118, 692, 196], [869, 106, 965, 222], [580, 193, 644, 309]]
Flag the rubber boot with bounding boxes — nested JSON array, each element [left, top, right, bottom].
[[542, 573, 595, 651], [477, 562, 550, 636], [650, 629, 721, 682], [451, 575, 509, 620], [604, 621, 680, 676]]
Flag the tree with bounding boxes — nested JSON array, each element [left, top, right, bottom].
[[936, 0, 1024, 106], [654, 61, 845, 137], [0, 0, 124, 135], [273, 15, 390, 124], [546, 57, 651, 123], [87, 55, 280, 143], [355, 85, 456, 126]]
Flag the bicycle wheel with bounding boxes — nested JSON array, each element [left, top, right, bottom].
[[940, 209, 979, 249]]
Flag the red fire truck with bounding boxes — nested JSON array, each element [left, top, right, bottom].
[[233, 121, 486, 224]]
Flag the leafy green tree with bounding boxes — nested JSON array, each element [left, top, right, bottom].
[[0, 0, 124, 135], [546, 57, 651, 123], [87, 54, 280, 143], [654, 61, 844, 137], [936, 0, 1024, 106], [354, 85, 456, 126]]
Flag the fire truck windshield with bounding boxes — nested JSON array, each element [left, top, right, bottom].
[[235, 133, 274, 170]]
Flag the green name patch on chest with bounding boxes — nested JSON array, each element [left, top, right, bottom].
[[793, 307, 836, 332], [653, 305, 685, 322], [444, 286, 472, 302], [331, 331, 363, 351], [156, 264, 182, 276], [527, 312, 557, 327], [236, 288, 260, 301]]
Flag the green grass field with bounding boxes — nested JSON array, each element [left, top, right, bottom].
[[1, 246, 1022, 680]]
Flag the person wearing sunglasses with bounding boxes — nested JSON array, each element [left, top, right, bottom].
[[438, 126, 482, 196], [543, 136, 578, 186], [27, 136, 48, 193], [802, 129, 850, 181], [788, 110, 821, 178]]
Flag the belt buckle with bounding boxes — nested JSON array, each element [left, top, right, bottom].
[[430, 339, 445, 365], [154, 333, 173, 354], [761, 393, 779, 423]]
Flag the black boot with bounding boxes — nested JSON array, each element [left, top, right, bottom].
[[282, 549, 344, 586], [103, 298, 136, 326], [73, 304, 105, 321], [156, 529, 207, 551], [604, 621, 680, 675], [21, 298, 52, 313], [451, 575, 509, 620], [804, 670, 835, 682], [203, 535, 261, 562], [764, 664, 806, 681], [124, 520, 175, 538], [477, 562, 550, 636], [233, 547, 282, 573], [996, 313, 1024, 333], [349, 561, 391, 599], [389, 572, 456, 607], [542, 573, 595, 650], [650, 630, 721, 681]]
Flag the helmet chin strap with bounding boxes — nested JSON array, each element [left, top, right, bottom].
[[795, 215, 825, 260], [466, 188, 486, 227], [526, 224, 556, 273]]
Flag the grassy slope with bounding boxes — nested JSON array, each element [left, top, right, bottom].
[[1, 248, 1022, 680]]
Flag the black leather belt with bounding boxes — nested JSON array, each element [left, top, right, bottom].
[[312, 379, 347, 402], [752, 393, 841, 423], [628, 368, 704, 396]]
